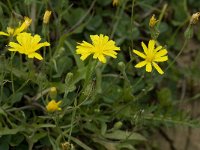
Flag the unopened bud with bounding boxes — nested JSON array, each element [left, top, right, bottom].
[[118, 61, 125, 72], [113, 121, 123, 129], [43, 10, 52, 24], [149, 14, 159, 28], [49, 87, 57, 99]]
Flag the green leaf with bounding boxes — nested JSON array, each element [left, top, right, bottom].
[[86, 15, 103, 31], [71, 136, 93, 150], [30, 132, 47, 144], [10, 134, 24, 146], [0, 126, 25, 136], [104, 130, 146, 141], [10, 92, 23, 105]]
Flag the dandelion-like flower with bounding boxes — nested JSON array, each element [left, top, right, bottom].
[[43, 10, 52, 24], [46, 100, 62, 112], [8, 32, 50, 60], [133, 40, 168, 74], [0, 17, 32, 37], [76, 34, 120, 63]]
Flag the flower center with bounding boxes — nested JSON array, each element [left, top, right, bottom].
[[146, 54, 155, 62]]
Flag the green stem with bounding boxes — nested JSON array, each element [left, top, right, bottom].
[[110, 0, 128, 38], [166, 39, 188, 71], [10, 52, 16, 94], [68, 99, 77, 143]]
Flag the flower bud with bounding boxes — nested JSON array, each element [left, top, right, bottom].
[[43, 10, 52, 24], [118, 61, 125, 72], [49, 87, 57, 99], [113, 121, 123, 129], [149, 14, 159, 28]]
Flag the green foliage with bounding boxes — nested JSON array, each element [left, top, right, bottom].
[[0, 0, 200, 150]]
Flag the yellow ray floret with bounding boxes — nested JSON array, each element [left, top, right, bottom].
[[8, 32, 50, 60], [46, 100, 62, 112], [133, 40, 168, 75], [0, 17, 32, 37], [76, 34, 120, 63]]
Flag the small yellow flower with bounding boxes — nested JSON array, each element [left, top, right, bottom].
[[112, 0, 119, 6], [190, 12, 200, 24], [43, 10, 52, 24], [149, 14, 159, 28], [46, 100, 62, 112], [133, 40, 168, 75], [8, 32, 50, 60], [76, 34, 120, 63], [0, 17, 32, 37]]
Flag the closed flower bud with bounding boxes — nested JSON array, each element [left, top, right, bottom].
[[113, 121, 123, 129], [49, 87, 57, 99], [43, 10, 52, 24], [118, 61, 126, 72], [149, 14, 159, 28]]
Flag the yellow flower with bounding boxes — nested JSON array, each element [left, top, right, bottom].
[[76, 34, 120, 63], [112, 0, 119, 6], [0, 17, 32, 37], [43, 10, 52, 24], [8, 32, 50, 60], [133, 40, 168, 74], [149, 14, 159, 28], [46, 100, 62, 112]]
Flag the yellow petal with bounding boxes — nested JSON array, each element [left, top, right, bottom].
[[154, 56, 168, 62], [154, 46, 162, 52], [146, 62, 152, 72], [8, 42, 24, 53], [141, 42, 148, 54], [28, 53, 43, 60], [98, 54, 106, 63], [103, 51, 117, 58], [90, 35, 100, 46], [34, 42, 50, 51], [0, 31, 9, 36], [32, 34, 41, 44], [133, 50, 146, 59], [17, 32, 31, 46], [152, 62, 164, 74], [148, 40, 155, 52], [80, 53, 91, 60], [155, 49, 167, 58], [135, 61, 147, 68]]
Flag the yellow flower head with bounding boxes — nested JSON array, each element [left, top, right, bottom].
[[133, 40, 168, 75], [43, 10, 52, 24], [190, 12, 200, 24], [112, 0, 119, 6], [149, 14, 159, 28], [76, 34, 120, 63], [8, 32, 50, 60], [0, 17, 32, 37], [46, 100, 62, 112]]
